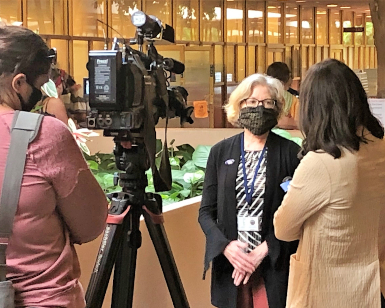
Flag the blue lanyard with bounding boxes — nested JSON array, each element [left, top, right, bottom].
[[241, 135, 267, 206]]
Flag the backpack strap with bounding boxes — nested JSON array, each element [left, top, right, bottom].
[[0, 111, 43, 281]]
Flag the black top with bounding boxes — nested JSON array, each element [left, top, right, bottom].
[[198, 131, 300, 308]]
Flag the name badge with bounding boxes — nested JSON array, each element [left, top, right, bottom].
[[237, 216, 262, 232]]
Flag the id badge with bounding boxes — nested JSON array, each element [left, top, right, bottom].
[[237, 216, 262, 232]]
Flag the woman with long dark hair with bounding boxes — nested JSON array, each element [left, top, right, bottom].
[[274, 58, 385, 308], [0, 25, 107, 307]]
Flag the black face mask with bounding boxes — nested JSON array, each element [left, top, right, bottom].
[[238, 106, 279, 136], [17, 82, 42, 112]]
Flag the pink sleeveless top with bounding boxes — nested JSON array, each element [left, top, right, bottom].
[[0, 111, 108, 308]]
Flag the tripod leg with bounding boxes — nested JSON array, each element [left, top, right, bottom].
[[143, 211, 190, 308], [111, 205, 142, 308], [85, 224, 123, 308]]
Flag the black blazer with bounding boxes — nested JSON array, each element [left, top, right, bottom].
[[198, 132, 300, 308]]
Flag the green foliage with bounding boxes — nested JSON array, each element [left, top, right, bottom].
[[84, 152, 120, 194], [85, 140, 212, 206]]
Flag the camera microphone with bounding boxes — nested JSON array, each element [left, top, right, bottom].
[[162, 58, 185, 74]]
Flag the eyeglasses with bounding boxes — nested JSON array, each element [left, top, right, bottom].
[[242, 98, 277, 109]]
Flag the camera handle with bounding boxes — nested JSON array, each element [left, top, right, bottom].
[[85, 140, 190, 308]]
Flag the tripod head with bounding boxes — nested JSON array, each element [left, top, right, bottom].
[[107, 134, 163, 218]]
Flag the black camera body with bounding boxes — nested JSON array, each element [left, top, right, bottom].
[[87, 50, 147, 131], [87, 14, 194, 136]]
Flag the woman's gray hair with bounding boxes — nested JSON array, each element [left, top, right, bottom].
[[224, 73, 285, 126]]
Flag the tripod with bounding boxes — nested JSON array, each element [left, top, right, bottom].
[[85, 139, 190, 308]]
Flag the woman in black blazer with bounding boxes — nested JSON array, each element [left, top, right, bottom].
[[199, 74, 300, 308]]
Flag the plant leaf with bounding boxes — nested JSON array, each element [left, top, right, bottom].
[[192, 145, 212, 169]]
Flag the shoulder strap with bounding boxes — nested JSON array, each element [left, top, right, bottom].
[[0, 111, 43, 281]]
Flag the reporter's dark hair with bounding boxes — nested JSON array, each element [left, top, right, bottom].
[[299, 58, 384, 159], [0, 25, 51, 84], [266, 62, 291, 84]]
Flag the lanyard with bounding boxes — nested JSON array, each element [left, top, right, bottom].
[[241, 134, 266, 206]]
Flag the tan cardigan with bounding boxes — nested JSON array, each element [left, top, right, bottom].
[[274, 135, 385, 308]]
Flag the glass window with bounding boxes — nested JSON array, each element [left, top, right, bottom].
[[366, 15, 374, 45], [267, 4, 282, 44], [342, 10, 353, 45], [355, 14, 364, 45], [330, 9, 341, 44], [301, 7, 314, 44], [0, 1, 20, 25], [226, 0, 244, 43], [50, 39, 69, 73], [316, 9, 327, 45], [174, 0, 199, 41], [72, 41, 89, 88], [237, 46, 246, 82], [26, 0, 65, 35], [201, 0, 223, 42], [215, 45, 224, 83], [247, 1, 264, 43], [73, 0, 106, 37], [247, 46, 256, 75], [144, 0, 171, 26], [226, 45, 235, 82], [285, 4, 298, 44], [110, 0, 140, 40]]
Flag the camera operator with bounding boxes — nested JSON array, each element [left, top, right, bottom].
[[0, 25, 108, 308]]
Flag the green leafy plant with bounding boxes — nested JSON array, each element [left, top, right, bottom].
[[85, 140, 212, 206]]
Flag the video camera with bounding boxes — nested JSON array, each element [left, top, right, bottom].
[[87, 10, 194, 135], [86, 11, 194, 192]]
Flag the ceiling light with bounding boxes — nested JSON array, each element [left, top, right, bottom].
[[268, 6, 276, 9], [340, 6, 351, 8], [327, 4, 338, 7]]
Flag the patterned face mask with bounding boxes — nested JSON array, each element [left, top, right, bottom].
[[238, 106, 279, 136]]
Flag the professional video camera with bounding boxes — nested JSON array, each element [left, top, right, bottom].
[[85, 12, 192, 308], [87, 11, 193, 133]]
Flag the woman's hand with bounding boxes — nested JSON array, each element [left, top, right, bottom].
[[223, 241, 254, 274], [232, 269, 247, 286], [249, 241, 268, 270], [231, 241, 269, 286]]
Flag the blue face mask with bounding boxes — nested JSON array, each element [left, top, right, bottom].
[[17, 82, 42, 112]]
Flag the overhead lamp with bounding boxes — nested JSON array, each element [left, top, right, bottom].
[[327, 4, 338, 7]]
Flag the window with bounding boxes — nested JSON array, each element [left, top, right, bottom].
[[0, 1, 20, 25], [366, 15, 374, 45], [174, 0, 199, 41], [316, 9, 327, 45], [267, 4, 282, 44], [342, 10, 354, 45], [285, 4, 298, 44], [27, 0, 65, 35], [144, 0, 171, 26], [301, 7, 314, 44], [50, 39, 69, 73], [355, 14, 364, 45], [226, 45, 235, 82], [201, 0, 223, 41], [72, 41, 89, 88], [72, 0, 106, 37], [226, 0, 245, 43], [247, 1, 265, 43], [110, 0, 140, 40], [215, 45, 224, 83], [329, 9, 342, 44]]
